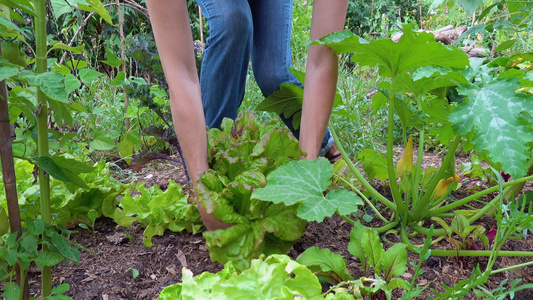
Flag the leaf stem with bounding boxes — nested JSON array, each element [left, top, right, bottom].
[[386, 78, 406, 221], [337, 176, 388, 223], [428, 175, 533, 218], [328, 122, 395, 210], [490, 260, 533, 275], [401, 225, 533, 257], [411, 137, 460, 221]]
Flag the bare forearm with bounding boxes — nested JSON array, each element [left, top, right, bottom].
[[300, 0, 348, 159], [146, 0, 208, 183]]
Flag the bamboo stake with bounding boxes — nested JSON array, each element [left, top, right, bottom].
[[116, 0, 130, 131], [0, 55, 29, 300], [34, 0, 52, 296], [199, 6, 204, 51]]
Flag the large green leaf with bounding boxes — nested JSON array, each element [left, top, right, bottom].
[[257, 83, 302, 122], [253, 158, 362, 222], [422, 99, 455, 145], [89, 128, 115, 150], [313, 24, 469, 78], [0, 66, 19, 82], [449, 78, 533, 178], [50, 0, 75, 18], [296, 247, 353, 284], [379, 243, 408, 281], [360, 227, 384, 271], [357, 149, 389, 182], [31, 71, 68, 103], [457, 0, 484, 15], [35, 156, 89, 189], [79, 68, 103, 84], [81, 0, 113, 25]]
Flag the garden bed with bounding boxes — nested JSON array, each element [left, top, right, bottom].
[[25, 153, 533, 300]]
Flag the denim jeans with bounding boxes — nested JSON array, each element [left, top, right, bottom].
[[195, 0, 333, 156]]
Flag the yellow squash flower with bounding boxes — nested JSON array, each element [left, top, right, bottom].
[[396, 136, 413, 177], [434, 175, 460, 200]]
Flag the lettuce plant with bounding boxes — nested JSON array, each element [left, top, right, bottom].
[[157, 254, 323, 300], [197, 111, 308, 271], [113, 180, 203, 247]]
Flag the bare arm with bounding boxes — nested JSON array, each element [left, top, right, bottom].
[[299, 0, 348, 159], [146, 0, 230, 230]]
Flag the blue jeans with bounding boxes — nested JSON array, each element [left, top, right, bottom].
[[195, 0, 333, 156]]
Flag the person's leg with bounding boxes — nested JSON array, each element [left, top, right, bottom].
[[249, 0, 300, 136], [196, 0, 253, 129], [249, 0, 335, 157]]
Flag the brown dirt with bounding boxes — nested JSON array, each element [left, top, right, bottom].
[[23, 152, 533, 300]]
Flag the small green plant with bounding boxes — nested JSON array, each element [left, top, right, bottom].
[[296, 221, 410, 299], [125, 268, 140, 280], [0, 219, 80, 300]]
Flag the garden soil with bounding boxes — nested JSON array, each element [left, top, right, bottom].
[[25, 152, 533, 300]]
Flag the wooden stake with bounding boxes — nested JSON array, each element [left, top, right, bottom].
[[116, 0, 130, 131], [0, 57, 29, 300]]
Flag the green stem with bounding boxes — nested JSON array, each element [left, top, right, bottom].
[[337, 176, 388, 223], [428, 175, 533, 218], [411, 137, 460, 221], [328, 122, 395, 210], [16, 264, 27, 300], [339, 214, 356, 226], [375, 221, 399, 234], [35, 0, 51, 296], [410, 129, 424, 209], [402, 225, 533, 257], [491, 260, 533, 275], [385, 78, 406, 220], [410, 224, 446, 237]]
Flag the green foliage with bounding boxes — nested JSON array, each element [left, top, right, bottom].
[[348, 222, 408, 284], [114, 180, 203, 247], [197, 112, 307, 271], [157, 254, 323, 300], [346, 0, 426, 38], [296, 247, 353, 285], [0, 160, 128, 228], [0, 220, 79, 300], [450, 75, 533, 179], [253, 158, 363, 222]]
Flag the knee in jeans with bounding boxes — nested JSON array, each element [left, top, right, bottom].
[[214, 9, 252, 41], [255, 69, 290, 96]]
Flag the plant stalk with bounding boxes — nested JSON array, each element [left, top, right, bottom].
[[337, 176, 388, 223], [328, 122, 395, 210], [34, 0, 52, 296], [411, 136, 460, 221], [428, 175, 533, 218], [401, 225, 533, 257], [385, 78, 406, 220], [490, 260, 533, 275]]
